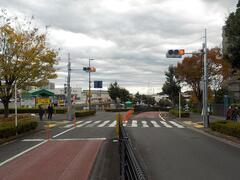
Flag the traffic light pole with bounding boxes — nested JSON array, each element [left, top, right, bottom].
[[88, 58, 94, 110], [67, 53, 72, 121], [88, 59, 91, 110], [203, 29, 209, 128]]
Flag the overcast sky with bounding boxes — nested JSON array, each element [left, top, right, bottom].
[[1, 0, 238, 94]]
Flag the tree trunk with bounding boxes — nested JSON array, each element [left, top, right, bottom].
[[3, 101, 9, 118]]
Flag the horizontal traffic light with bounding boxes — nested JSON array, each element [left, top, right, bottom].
[[166, 49, 185, 58], [83, 67, 96, 72]]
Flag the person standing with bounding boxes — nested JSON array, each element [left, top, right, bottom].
[[38, 105, 45, 121], [226, 106, 233, 120], [48, 104, 54, 120], [231, 106, 238, 122]]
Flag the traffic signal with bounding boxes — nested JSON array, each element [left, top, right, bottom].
[[90, 67, 96, 72], [166, 49, 185, 58], [83, 67, 96, 72]]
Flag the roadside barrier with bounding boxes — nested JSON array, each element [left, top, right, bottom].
[[124, 109, 134, 122], [117, 113, 147, 180], [45, 124, 51, 140]]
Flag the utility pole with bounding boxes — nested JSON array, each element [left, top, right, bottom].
[[88, 58, 94, 110], [67, 53, 72, 121], [14, 83, 18, 129], [179, 92, 181, 119], [203, 29, 209, 128]]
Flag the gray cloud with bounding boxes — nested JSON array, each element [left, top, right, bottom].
[[0, 0, 238, 94]]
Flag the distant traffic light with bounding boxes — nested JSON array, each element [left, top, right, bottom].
[[83, 67, 96, 72], [166, 49, 185, 58]]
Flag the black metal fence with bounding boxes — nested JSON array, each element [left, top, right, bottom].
[[119, 119, 147, 180]]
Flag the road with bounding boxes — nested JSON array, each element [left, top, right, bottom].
[[1, 111, 240, 180], [0, 112, 119, 180], [125, 111, 240, 180]]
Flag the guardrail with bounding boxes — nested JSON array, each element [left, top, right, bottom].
[[118, 114, 147, 180]]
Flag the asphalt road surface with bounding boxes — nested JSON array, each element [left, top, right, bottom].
[[126, 111, 240, 180], [1, 111, 240, 180], [0, 112, 119, 180]]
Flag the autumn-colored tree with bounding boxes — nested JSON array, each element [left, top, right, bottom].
[[175, 48, 230, 103], [0, 11, 58, 117]]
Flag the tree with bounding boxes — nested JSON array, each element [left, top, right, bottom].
[[162, 65, 181, 105], [108, 81, 120, 102], [134, 92, 141, 104], [0, 12, 58, 117], [224, 0, 240, 70], [175, 48, 230, 102], [108, 81, 130, 103]]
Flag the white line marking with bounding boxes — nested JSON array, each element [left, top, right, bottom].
[[142, 121, 149, 128], [108, 121, 116, 127], [160, 121, 173, 128], [76, 120, 92, 127], [131, 120, 138, 127], [86, 120, 101, 127], [22, 139, 45, 142], [169, 121, 184, 128], [52, 127, 75, 138], [151, 121, 160, 127], [51, 138, 107, 141], [97, 120, 110, 127], [0, 140, 47, 167], [159, 113, 166, 121]]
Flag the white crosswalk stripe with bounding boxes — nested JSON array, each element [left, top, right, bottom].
[[108, 121, 116, 127], [131, 120, 138, 127], [86, 120, 101, 127], [142, 121, 149, 128], [62, 120, 184, 129], [160, 121, 173, 128], [151, 121, 160, 127], [63, 121, 83, 128], [76, 120, 92, 127], [169, 121, 184, 128], [97, 120, 110, 127]]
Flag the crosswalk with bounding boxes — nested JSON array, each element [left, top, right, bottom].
[[62, 120, 185, 129]]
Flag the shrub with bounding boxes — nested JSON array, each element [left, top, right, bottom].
[[169, 109, 190, 118], [210, 120, 240, 138], [0, 108, 67, 114], [75, 110, 96, 117], [105, 109, 131, 112], [0, 116, 38, 139]]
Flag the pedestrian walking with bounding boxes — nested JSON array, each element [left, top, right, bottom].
[[48, 104, 54, 120], [231, 106, 238, 122], [226, 106, 233, 120], [38, 105, 45, 121]]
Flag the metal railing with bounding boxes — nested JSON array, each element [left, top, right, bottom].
[[118, 115, 147, 180]]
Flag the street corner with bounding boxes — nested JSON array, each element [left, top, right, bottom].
[[182, 120, 204, 129], [43, 120, 70, 129]]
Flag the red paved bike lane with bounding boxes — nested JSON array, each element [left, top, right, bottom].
[[0, 140, 103, 180]]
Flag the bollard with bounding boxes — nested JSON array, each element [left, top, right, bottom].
[[74, 114, 77, 128], [116, 113, 120, 139], [45, 124, 51, 140]]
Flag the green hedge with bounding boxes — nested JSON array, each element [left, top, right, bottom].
[[210, 120, 240, 138], [105, 108, 131, 112], [0, 116, 38, 139], [0, 108, 67, 114], [169, 109, 190, 118], [75, 110, 96, 117]]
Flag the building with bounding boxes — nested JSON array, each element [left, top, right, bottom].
[[81, 90, 111, 104]]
